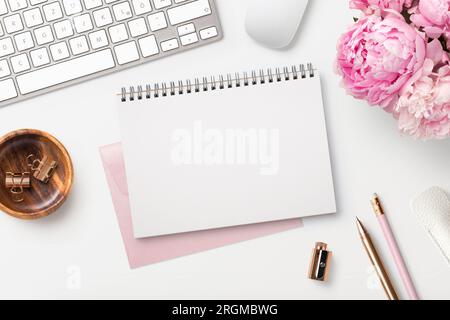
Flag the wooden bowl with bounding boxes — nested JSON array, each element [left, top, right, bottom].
[[0, 129, 73, 219]]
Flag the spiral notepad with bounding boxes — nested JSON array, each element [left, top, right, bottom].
[[118, 64, 336, 238]]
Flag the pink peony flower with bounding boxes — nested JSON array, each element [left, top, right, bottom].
[[447, 32, 450, 51], [336, 14, 426, 110], [349, 0, 413, 13], [394, 59, 450, 140], [409, 0, 450, 49]]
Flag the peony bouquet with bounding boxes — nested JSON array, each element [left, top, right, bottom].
[[336, 0, 450, 140]]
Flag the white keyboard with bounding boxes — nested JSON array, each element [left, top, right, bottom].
[[0, 0, 222, 106]]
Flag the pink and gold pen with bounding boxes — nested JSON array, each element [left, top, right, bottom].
[[371, 194, 419, 300]]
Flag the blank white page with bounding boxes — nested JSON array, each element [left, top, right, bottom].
[[119, 73, 336, 238]]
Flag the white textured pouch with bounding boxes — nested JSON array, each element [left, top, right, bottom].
[[411, 187, 450, 266]]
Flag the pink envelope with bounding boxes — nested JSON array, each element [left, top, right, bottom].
[[100, 143, 303, 268]]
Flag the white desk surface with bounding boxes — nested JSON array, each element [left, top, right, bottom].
[[0, 0, 449, 300]]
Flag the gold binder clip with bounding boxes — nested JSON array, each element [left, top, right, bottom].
[[26, 154, 58, 184], [5, 172, 31, 203]]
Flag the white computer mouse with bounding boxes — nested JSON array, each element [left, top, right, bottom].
[[245, 0, 309, 49]]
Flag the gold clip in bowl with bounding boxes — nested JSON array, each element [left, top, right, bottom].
[[5, 172, 31, 203], [27, 154, 58, 184]]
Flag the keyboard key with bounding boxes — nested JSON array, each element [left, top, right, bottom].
[[34, 25, 54, 45], [0, 59, 11, 78], [138, 35, 158, 57], [4, 14, 24, 33], [14, 31, 34, 51], [73, 13, 93, 33], [23, 8, 44, 28], [62, 0, 82, 15], [0, 24, 3, 37], [43, 2, 63, 22], [160, 38, 178, 52], [167, 0, 211, 25], [109, 23, 128, 43], [83, 0, 102, 9], [30, 0, 47, 5], [89, 30, 108, 49], [0, 0, 7, 15], [147, 12, 167, 31], [69, 35, 89, 55], [180, 32, 198, 46], [112, 2, 132, 21], [0, 79, 18, 102], [8, 0, 27, 12], [50, 41, 70, 61], [132, 0, 152, 15], [83, 0, 103, 10], [114, 41, 139, 65], [30, 47, 50, 67], [54, 19, 74, 39], [17, 49, 115, 94], [0, 38, 15, 57], [177, 23, 195, 36], [128, 17, 148, 37], [11, 53, 30, 73], [93, 8, 113, 27], [153, 0, 171, 10], [199, 26, 217, 40]]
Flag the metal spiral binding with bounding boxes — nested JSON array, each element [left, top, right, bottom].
[[121, 63, 315, 102]]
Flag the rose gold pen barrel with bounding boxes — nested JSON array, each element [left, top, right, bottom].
[[356, 218, 399, 300]]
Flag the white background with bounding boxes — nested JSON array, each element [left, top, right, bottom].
[[0, 0, 449, 300]]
